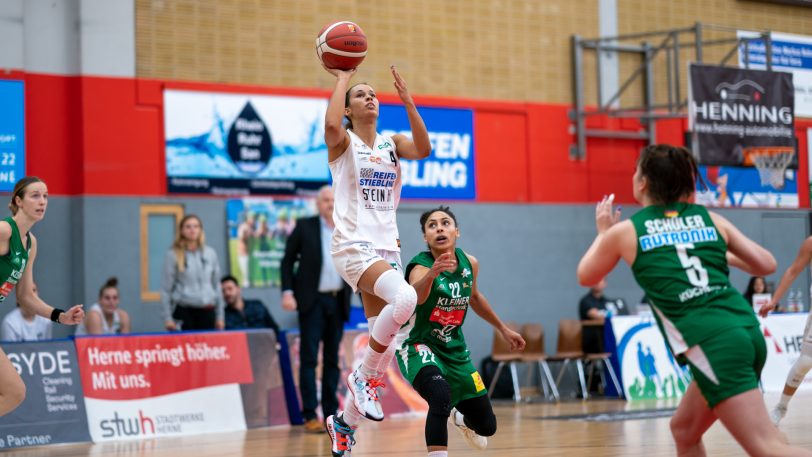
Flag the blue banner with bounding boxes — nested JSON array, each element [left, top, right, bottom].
[[0, 81, 25, 192], [378, 105, 475, 200], [0, 340, 91, 449]]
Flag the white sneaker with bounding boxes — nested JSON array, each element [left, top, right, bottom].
[[346, 369, 385, 421], [325, 414, 356, 457], [770, 404, 787, 426], [449, 407, 487, 450]]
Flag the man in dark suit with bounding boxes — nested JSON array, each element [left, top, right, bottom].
[[281, 185, 352, 433]]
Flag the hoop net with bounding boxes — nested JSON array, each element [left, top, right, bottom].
[[752, 150, 794, 190]]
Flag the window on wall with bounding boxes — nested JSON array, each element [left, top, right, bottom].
[[140, 204, 184, 302]]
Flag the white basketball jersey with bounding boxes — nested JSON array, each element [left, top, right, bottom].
[[330, 130, 401, 252]]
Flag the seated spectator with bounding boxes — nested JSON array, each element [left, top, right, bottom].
[[579, 278, 612, 355], [75, 277, 131, 335], [221, 275, 280, 334], [1, 282, 52, 341]]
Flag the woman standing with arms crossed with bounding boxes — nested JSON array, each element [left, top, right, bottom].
[[0, 177, 84, 415], [577, 145, 811, 457], [323, 65, 431, 457]]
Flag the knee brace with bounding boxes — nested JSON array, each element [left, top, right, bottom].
[[787, 353, 812, 388], [373, 269, 417, 325], [414, 366, 451, 447]]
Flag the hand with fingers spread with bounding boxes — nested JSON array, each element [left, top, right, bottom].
[[596, 193, 622, 235], [391, 66, 414, 106]]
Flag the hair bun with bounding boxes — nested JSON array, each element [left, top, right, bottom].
[[105, 277, 118, 288]]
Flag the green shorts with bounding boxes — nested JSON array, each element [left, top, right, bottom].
[[397, 342, 487, 406], [683, 324, 766, 408]]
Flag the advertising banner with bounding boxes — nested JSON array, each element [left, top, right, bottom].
[[242, 330, 288, 428], [688, 64, 795, 167], [164, 90, 329, 196], [378, 105, 475, 200], [695, 165, 798, 208], [0, 80, 25, 192], [226, 197, 316, 288], [0, 340, 90, 449], [760, 313, 812, 392], [75, 333, 253, 441], [609, 316, 693, 401], [738, 31, 812, 117]]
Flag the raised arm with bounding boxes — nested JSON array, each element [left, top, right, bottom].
[[758, 235, 812, 316], [324, 67, 355, 161], [577, 195, 635, 287], [389, 66, 431, 160]]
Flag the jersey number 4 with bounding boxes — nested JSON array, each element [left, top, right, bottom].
[[675, 243, 709, 287]]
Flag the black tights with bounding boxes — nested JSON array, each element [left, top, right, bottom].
[[413, 365, 497, 447]]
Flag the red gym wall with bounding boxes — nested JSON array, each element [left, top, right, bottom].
[[8, 71, 812, 207]]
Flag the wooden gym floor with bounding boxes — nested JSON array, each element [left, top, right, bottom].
[[10, 392, 812, 456]]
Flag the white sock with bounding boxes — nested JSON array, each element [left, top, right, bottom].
[[341, 407, 363, 428], [360, 345, 385, 379], [778, 394, 793, 409], [428, 451, 448, 457], [377, 343, 397, 376]]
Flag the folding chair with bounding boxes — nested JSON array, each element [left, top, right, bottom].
[[546, 319, 588, 399], [582, 320, 623, 398], [487, 322, 523, 403], [519, 323, 559, 401]]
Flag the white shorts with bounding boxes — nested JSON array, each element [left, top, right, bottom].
[[331, 242, 402, 292]]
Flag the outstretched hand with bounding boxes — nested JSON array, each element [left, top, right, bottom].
[[596, 193, 622, 235], [59, 304, 84, 325], [430, 252, 457, 277], [391, 66, 414, 106], [758, 299, 777, 317], [501, 327, 526, 352]]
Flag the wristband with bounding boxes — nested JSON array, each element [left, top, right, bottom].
[[50, 308, 65, 323]]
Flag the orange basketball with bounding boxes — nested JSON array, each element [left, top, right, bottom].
[[316, 21, 367, 70]]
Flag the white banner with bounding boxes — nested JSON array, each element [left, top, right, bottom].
[[84, 384, 246, 442], [609, 315, 692, 401], [760, 313, 812, 392], [738, 30, 812, 117], [610, 313, 812, 400]]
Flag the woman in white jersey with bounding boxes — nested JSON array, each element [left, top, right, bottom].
[[75, 277, 130, 335], [759, 237, 812, 425], [322, 65, 431, 457]]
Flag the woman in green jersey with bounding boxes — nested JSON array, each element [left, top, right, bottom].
[[0, 177, 84, 416], [577, 145, 810, 457], [399, 206, 525, 457]]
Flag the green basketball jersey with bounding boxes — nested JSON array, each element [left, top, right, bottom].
[[399, 248, 474, 363], [0, 217, 29, 303], [630, 203, 757, 352]]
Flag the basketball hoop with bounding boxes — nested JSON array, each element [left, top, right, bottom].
[[751, 150, 794, 190]]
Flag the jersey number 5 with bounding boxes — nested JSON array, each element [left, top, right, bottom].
[[675, 243, 709, 287]]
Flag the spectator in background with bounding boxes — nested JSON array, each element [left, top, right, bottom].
[[743, 276, 768, 308], [161, 215, 224, 331], [579, 278, 612, 355], [221, 275, 279, 334], [281, 185, 352, 434], [579, 278, 611, 322], [1, 282, 52, 341], [75, 277, 131, 335], [236, 211, 256, 288]]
